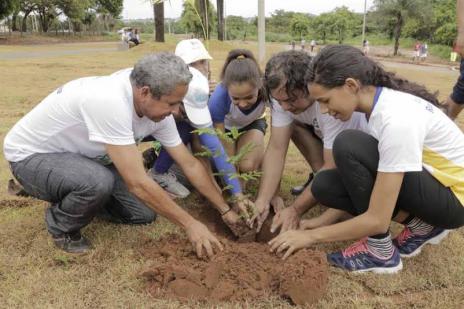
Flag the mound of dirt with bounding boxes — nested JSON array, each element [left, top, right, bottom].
[[139, 235, 328, 306]]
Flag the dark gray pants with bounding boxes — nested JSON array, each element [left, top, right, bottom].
[[10, 153, 156, 236]]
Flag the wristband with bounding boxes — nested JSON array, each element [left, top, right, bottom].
[[220, 207, 231, 216]]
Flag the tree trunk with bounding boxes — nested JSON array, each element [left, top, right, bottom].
[[216, 0, 224, 40], [21, 12, 31, 33], [12, 12, 18, 31], [198, 0, 208, 39], [393, 12, 403, 56], [154, 1, 164, 42]]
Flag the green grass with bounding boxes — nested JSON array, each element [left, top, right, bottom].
[[0, 38, 464, 308]]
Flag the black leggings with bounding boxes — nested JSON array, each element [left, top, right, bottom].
[[311, 130, 464, 229]]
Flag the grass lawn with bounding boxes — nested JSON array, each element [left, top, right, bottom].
[[1, 39, 463, 308]]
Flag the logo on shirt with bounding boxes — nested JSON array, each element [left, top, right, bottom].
[[425, 103, 434, 113]]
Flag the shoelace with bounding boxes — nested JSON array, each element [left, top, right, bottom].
[[342, 237, 369, 258]]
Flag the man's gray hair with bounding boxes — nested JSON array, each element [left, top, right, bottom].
[[130, 52, 192, 98]]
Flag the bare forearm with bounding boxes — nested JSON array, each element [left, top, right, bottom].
[[183, 159, 230, 213], [311, 212, 384, 243], [256, 146, 287, 204]]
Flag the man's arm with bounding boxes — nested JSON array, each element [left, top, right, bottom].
[[251, 124, 293, 231], [105, 143, 222, 258]]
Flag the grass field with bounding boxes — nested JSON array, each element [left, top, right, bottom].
[[1, 39, 464, 308]]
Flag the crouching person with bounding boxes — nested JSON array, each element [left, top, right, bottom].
[[3, 53, 227, 258]]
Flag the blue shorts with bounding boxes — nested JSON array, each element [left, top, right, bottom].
[[451, 59, 464, 104]]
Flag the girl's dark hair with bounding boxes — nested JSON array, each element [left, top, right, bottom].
[[220, 49, 266, 102], [220, 49, 262, 86], [307, 45, 439, 106], [264, 50, 312, 102]]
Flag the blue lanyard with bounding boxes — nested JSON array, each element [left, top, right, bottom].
[[372, 86, 383, 112]]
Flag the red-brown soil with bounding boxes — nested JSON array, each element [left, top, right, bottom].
[[139, 234, 328, 306]]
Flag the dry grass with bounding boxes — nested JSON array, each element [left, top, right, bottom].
[[1, 39, 464, 308]]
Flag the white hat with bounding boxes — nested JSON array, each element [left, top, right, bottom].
[[175, 39, 212, 65], [183, 67, 212, 128]]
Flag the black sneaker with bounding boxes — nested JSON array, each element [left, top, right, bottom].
[[291, 173, 314, 196], [52, 232, 91, 254]]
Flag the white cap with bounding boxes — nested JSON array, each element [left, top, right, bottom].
[[183, 67, 212, 128], [175, 39, 212, 65]]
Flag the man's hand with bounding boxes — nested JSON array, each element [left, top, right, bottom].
[[271, 206, 300, 234], [185, 220, 223, 259], [221, 208, 240, 226], [250, 199, 271, 232], [268, 230, 316, 260]]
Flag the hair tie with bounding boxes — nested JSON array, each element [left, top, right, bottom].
[[236, 54, 246, 59]]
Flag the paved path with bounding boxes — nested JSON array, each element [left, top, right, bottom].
[[0, 42, 120, 60]]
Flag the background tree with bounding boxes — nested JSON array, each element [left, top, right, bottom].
[[216, 0, 224, 40], [374, 0, 430, 55], [290, 14, 310, 40], [311, 12, 331, 44], [0, 0, 15, 20], [180, 0, 216, 39], [153, 0, 164, 42], [329, 6, 361, 44]]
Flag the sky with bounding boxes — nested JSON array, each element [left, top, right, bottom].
[[122, 0, 375, 20]]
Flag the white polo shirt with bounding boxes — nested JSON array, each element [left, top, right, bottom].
[[3, 68, 182, 164], [271, 99, 368, 149], [369, 87, 464, 205]]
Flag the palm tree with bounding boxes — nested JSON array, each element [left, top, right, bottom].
[[216, 0, 224, 40], [153, 0, 165, 42], [374, 0, 429, 55]]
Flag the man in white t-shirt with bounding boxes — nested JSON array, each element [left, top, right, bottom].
[[3, 53, 229, 257], [251, 50, 368, 232]]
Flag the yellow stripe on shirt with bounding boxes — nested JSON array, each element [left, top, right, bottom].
[[423, 147, 464, 206]]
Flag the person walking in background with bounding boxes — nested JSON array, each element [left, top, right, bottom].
[[362, 39, 370, 56], [420, 42, 428, 62], [310, 39, 316, 53], [301, 39, 306, 51]]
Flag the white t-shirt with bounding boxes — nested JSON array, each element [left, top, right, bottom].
[[4, 68, 182, 164], [369, 87, 464, 205], [271, 99, 368, 149]]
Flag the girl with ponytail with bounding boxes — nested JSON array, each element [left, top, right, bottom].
[[269, 45, 464, 274], [209, 49, 270, 191]]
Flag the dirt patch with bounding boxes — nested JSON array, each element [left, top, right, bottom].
[[139, 234, 328, 306], [189, 204, 280, 243]]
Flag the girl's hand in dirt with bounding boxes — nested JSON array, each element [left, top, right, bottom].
[[271, 206, 300, 234], [299, 218, 324, 230], [268, 230, 316, 260], [185, 220, 223, 259], [250, 199, 271, 233], [232, 194, 255, 227]]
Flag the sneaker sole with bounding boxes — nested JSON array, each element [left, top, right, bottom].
[[352, 259, 403, 274], [400, 230, 450, 258]]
